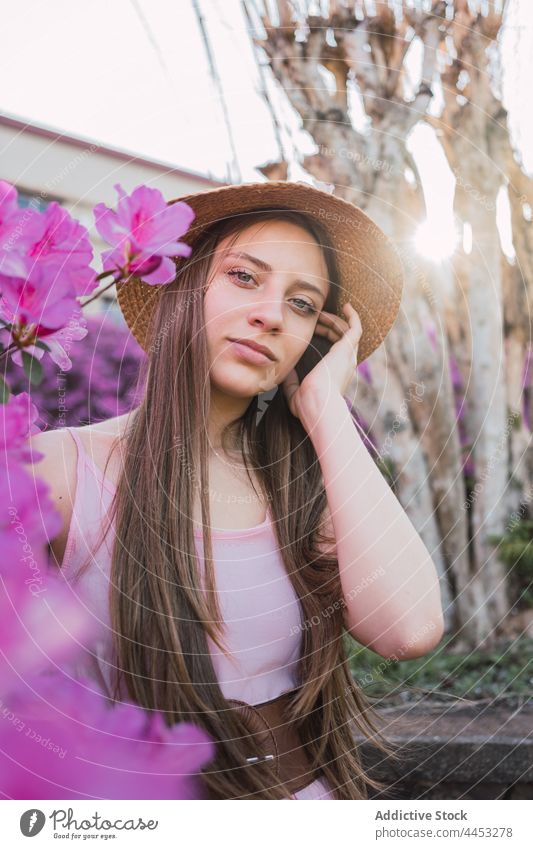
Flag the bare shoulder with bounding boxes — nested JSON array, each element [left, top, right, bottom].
[[78, 411, 136, 440], [69, 411, 136, 479], [25, 426, 77, 502], [26, 411, 134, 489], [23, 411, 136, 565]]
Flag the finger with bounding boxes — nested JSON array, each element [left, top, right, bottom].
[[341, 304, 363, 355], [343, 302, 363, 331], [314, 313, 349, 342], [313, 322, 343, 343], [317, 310, 350, 333]]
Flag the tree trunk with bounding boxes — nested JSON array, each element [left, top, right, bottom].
[[428, 0, 516, 641], [245, 0, 521, 647]]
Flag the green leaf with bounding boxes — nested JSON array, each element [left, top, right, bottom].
[[0, 375, 10, 404], [21, 350, 43, 386], [33, 339, 52, 352]]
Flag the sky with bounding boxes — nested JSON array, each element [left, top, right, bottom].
[[1, 0, 531, 260]]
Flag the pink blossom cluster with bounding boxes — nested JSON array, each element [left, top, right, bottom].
[[0, 562, 214, 799], [0, 182, 97, 370], [0, 181, 209, 799], [0, 181, 195, 379]]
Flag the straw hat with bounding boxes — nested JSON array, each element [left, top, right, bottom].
[[116, 180, 404, 364]]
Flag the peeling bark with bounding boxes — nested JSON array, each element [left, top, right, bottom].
[[243, 0, 525, 648]]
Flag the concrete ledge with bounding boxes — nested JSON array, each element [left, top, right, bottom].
[[352, 699, 533, 800]]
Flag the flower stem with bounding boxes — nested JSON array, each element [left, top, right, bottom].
[[0, 269, 127, 364], [0, 341, 17, 362], [80, 274, 120, 308]]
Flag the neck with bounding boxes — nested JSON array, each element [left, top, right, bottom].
[[207, 385, 252, 455]]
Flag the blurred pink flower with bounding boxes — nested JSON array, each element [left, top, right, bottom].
[[0, 570, 214, 799], [0, 565, 98, 699], [0, 391, 41, 462], [357, 359, 372, 385], [425, 318, 439, 353], [94, 183, 195, 285], [1, 672, 215, 799], [0, 464, 62, 586]]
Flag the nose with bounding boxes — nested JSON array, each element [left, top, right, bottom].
[[246, 292, 284, 332]]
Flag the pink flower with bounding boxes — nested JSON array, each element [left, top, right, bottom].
[[0, 184, 97, 297], [1, 315, 89, 372], [1, 672, 215, 799], [0, 565, 98, 699], [0, 182, 97, 359], [0, 260, 81, 332], [27, 202, 97, 297], [357, 360, 372, 385], [0, 181, 46, 279], [93, 184, 195, 285], [0, 566, 215, 798], [0, 392, 62, 575], [0, 391, 41, 462], [0, 463, 62, 582], [425, 318, 439, 353]]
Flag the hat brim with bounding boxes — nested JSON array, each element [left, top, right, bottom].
[[116, 180, 404, 364]]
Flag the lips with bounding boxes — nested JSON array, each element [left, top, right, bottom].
[[229, 338, 277, 361]]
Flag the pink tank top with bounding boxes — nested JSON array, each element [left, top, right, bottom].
[[57, 427, 335, 800]]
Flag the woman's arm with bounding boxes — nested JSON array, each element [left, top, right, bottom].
[[305, 391, 445, 661]]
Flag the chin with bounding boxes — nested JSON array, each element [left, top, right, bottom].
[[210, 372, 265, 399], [212, 357, 279, 395]]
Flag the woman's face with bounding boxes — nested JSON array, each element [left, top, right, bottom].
[[203, 219, 330, 398]]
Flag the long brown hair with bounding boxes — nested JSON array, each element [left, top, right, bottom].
[[74, 207, 400, 799]]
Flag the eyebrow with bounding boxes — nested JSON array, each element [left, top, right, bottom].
[[223, 250, 328, 302]]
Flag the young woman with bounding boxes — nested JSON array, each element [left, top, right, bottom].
[[32, 181, 444, 800]]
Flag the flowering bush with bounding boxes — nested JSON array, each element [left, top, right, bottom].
[[0, 180, 214, 799]]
